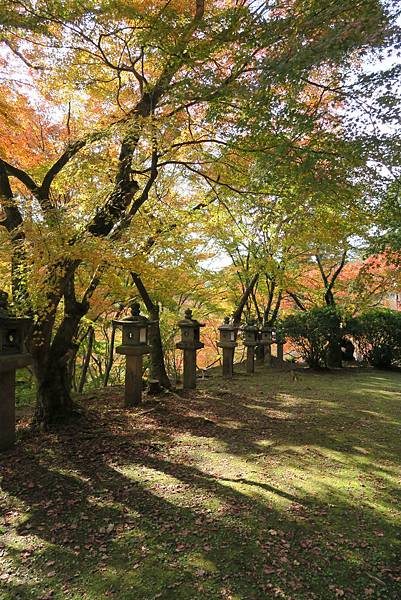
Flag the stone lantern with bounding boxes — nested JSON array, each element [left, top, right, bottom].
[[242, 319, 258, 374], [113, 302, 152, 407], [0, 291, 31, 451], [259, 324, 273, 366], [176, 309, 204, 389], [217, 317, 238, 378]]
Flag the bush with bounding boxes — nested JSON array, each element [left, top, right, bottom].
[[348, 308, 401, 368], [282, 307, 342, 368]]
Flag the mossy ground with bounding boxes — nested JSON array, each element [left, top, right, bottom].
[[1, 366, 400, 599]]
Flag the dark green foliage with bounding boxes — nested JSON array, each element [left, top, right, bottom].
[[348, 308, 401, 368], [282, 306, 342, 368]]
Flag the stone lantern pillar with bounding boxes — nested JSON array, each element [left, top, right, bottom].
[[113, 302, 152, 407], [243, 320, 258, 374], [176, 309, 204, 390], [275, 330, 286, 363], [217, 317, 238, 379], [0, 291, 31, 451], [259, 324, 273, 366]]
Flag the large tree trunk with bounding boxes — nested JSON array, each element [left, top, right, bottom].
[[148, 318, 171, 389], [131, 272, 171, 389], [315, 253, 347, 368], [33, 323, 77, 426], [35, 358, 74, 426], [103, 321, 117, 387], [32, 276, 88, 426]]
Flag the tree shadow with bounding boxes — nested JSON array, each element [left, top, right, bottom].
[[1, 369, 401, 599]]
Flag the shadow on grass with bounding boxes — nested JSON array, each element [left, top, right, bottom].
[[0, 369, 400, 599]]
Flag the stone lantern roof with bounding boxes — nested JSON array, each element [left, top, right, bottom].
[[242, 319, 259, 346], [176, 308, 204, 350]]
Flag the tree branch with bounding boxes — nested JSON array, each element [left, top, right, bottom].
[[131, 272, 158, 315], [0, 159, 24, 233], [232, 273, 259, 326], [2, 159, 39, 193], [328, 250, 347, 292], [0, 38, 45, 70], [286, 290, 307, 311], [270, 289, 283, 324], [39, 139, 86, 203], [315, 254, 329, 287]]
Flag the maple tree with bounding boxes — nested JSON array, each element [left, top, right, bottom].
[[0, 0, 398, 425]]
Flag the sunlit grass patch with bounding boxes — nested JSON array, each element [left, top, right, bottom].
[[2, 368, 401, 599]]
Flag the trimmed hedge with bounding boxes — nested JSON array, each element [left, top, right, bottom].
[[348, 308, 401, 368], [282, 307, 342, 368], [283, 306, 401, 369]]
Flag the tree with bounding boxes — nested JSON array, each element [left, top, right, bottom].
[[0, 0, 397, 425], [131, 272, 171, 389]]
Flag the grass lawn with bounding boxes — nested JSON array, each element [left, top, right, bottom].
[[1, 367, 400, 599]]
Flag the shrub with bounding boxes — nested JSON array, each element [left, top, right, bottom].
[[282, 307, 342, 368], [348, 308, 401, 368]]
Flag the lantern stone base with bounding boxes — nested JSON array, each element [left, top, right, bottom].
[[223, 347, 234, 378], [264, 344, 272, 366], [0, 353, 31, 451], [255, 345, 264, 365], [184, 348, 197, 389], [244, 344, 257, 374], [116, 345, 150, 407], [148, 379, 162, 395], [218, 342, 236, 378], [176, 341, 204, 390], [176, 344, 204, 390], [125, 354, 143, 407]]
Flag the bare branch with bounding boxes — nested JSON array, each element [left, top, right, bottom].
[[0, 38, 44, 70]]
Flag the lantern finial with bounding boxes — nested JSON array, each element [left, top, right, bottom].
[[130, 301, 141, 316], [185, 308, 193, 320], [224, 316, 230, 324]]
